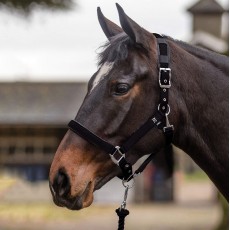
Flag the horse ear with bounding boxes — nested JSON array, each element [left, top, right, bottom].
[[116, 3, 150, 49], [97, 7, 123, 40]]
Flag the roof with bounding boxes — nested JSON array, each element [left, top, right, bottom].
[[0, 82, 87, 126], [187, 0, 226, 14]]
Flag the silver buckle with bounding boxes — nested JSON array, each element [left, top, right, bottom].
[[163, 113, 174, 132], [110, 146, 125, 166], [159, 68, 171, 88]]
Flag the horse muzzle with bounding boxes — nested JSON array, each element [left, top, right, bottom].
[[49, 169, 94, 210]]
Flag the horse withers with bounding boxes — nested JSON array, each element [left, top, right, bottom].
[[49, 4, 229, 210]]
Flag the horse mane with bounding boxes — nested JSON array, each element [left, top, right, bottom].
[[98, 33, 229, 75], [166, 36, 229, 75], [97, 33, 130, 66]]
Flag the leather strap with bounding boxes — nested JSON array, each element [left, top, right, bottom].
[[68, 111, 164, 180], [68, 120, 115, 153]]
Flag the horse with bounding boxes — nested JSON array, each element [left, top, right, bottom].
[[49, 4, 229, 211]]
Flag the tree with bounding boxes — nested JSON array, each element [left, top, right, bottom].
[[0, 0, 75, 15]]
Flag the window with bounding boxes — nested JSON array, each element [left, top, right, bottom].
[[9, 145, 15, 155], [0, 136, 58, 164], [25, 146, 34, 154]]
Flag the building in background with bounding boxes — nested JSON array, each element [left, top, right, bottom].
[[0, 82, 87, 181], [0, 81, 174, 202], [187, 0, 228, 53]]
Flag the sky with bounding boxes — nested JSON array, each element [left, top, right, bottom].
[[0, 0, 228, 82]]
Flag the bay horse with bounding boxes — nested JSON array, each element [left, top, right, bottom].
[[49, 4, 229, 211]]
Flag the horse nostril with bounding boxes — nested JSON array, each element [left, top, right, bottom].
[[52, 170, 70, 197]]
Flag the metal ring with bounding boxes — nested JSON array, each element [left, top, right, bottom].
[[122, 178, 135, 189], [158, 104, 171, 116], [166, 105, 171, 116]]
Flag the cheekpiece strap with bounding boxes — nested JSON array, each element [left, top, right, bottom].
[[154, 33, 174, 142]]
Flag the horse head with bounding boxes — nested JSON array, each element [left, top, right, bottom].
[[49, 4, 175, 210]]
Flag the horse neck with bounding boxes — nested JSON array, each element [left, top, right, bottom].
[[168, 39, 229, 198]]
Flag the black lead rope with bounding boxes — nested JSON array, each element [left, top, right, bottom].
[[115, 181, 132, 230], [116, 208, 129, 230], [114, 147, 167, 230], [116, 191, 129, 230]]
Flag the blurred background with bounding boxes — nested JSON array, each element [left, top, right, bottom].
[[0, 0, 228, 229]]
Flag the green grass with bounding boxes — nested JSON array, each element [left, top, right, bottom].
[[184, 170, 209, 182]]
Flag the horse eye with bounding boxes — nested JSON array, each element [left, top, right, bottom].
[[114, 83, 130, 95]]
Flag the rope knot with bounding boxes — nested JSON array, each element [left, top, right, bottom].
[[116, 208, 129, 230]]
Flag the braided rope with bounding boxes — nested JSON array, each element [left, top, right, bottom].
[[116, 208, 129, 230]]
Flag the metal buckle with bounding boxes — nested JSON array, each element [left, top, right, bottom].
[[163, 113, 174, 132], [163, 125, 174, 133], [110, 146, 125, 166], [159, 68, 171, 88]]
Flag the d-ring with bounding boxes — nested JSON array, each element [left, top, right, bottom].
[[122, 178, 135, 189], [158, 104, 171, 116]]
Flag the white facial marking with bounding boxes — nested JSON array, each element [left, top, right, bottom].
[[90, 62, 114, 93]]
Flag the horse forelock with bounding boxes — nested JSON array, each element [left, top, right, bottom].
[[90, 33, 147, 93], [97, 32, 150, 66], [97, 33, 131, 66]]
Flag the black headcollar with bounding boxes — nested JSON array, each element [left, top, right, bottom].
[[68, 33, 174, 181]]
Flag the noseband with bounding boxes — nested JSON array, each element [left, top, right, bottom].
[[68, 33, 174, 181]]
